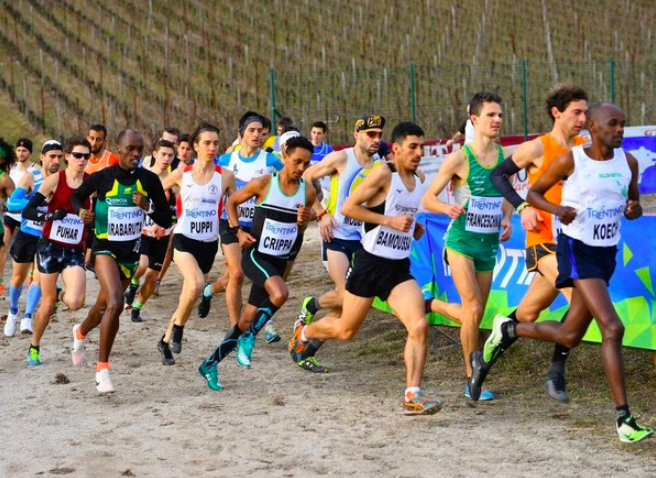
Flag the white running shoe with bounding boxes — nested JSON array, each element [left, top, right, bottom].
[[20, 317, 33, 335], [95, 369, 115, 394], [4, 311, 18, 337], [71, 324, 86, 366]]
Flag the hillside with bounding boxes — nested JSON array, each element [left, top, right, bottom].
[[1, 0, 655, 146]]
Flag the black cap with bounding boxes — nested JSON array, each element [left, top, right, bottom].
[[354, 115, 385, 132], [16, 138, 33, 153]]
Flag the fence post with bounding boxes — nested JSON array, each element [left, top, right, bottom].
[[269, 68, 277, 123], [409, 63, 417, 124], [522, 58, 528, 140], [610, 57, 616, 103]]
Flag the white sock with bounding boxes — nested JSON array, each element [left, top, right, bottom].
[[300, 326, 308, 343], [405, 386, 421, 399]]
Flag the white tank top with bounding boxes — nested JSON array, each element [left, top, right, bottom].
[[361, 164, 423, 260], [7, 163, 36, 222], [175, 166, 223, 242], [328, 148, 380, 241], [561, 145, 631, 247]]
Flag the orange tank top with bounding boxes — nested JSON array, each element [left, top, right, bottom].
[[525, 134, 586, 248], [85, 150, 119, 175]]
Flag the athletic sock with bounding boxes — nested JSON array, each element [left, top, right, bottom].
[[29, 344, 40, 352], [202, 283, 212, 298], [24, 284, 42, 319], [549, 309, 571, 374], [424, 297, 433, 314], [96, 361, 109, 372], [304, 339, 325, 358], [405, 386, 421, 400], [502, 320, 517, 340], [9, 284, 23, 315], [306, 296, 320, 314], [616, 404, 630, 426], [76, 326, 87, 340], [249, 299, 280, 337], [130, 278, 140, 287], [172, 324, 184, 337], [208, 325, 245, 365], [300, 326, 309, 343], [133, 300, 143, 310], [508, 309, 519, 322], [498, 309, 519, 350]]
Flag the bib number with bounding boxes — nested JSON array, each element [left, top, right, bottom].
[[258, 218, 298, 257], [465, 196, 502, 234], [107, 206, 143, 241], [51, 214, 84, 245]]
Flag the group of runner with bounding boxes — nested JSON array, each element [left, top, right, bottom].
[[0, 83, 652, 443]]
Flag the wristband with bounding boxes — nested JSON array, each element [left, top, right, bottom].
[[516, 202, 530, 213], [316, 210, 328, 222]]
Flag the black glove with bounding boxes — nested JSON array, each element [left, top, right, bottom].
[[45, 209, 68, 221]]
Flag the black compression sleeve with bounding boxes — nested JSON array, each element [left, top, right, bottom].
[[143, 171, 173, 229], [22, 192, 47, 221], [491, 156, 525, 209]]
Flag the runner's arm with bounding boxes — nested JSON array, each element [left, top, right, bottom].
[[297, 179, 318, 233], [624, 153, 642, 220], [7, 172, 34, 213], [302, 149, 345, 182], [421, 151, 465, 218], [162, 167, 183, 192], [0, 173, 15, 200], [71, 170, 102, 214], [490, 140, 541, 208], [527, 152, 576, 224], [142, 173, 173, 229], [22, 173, 61, 221]]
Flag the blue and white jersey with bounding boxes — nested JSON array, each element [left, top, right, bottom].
[[8, 168, 47, 237], [216, 148, 283, 227], [311, 142, 334, 166]]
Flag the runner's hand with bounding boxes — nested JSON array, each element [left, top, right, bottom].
[[151, 224, 164, 237], [556, 206, 576, 225], [387, 215, 414, 232], [318, 213, 336, 242], [45, 209, 68, 221], [237, 229, 256, 249], [80, 210, 94, 225], [520, 206, 542, 232], [297, 205, 311, 226], [625, 199, 642, 220], [499, 219, 512, 242], [447, 204, 465, 220], [413, 221, 425, 240], [132, 191, 150, 211]]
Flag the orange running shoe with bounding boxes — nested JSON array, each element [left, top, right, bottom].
[[288, 324, 308, 363], [403, 391, 442, 416]]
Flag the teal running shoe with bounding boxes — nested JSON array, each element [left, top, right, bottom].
[[264, 321, 281, 344], [198, 361, 222, 391], [236, 333, 255, 368], [26, 346, 41, 366], [617, 415, 653, 443], [464, 381, 495, 401]]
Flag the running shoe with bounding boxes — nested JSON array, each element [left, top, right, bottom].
[[264, 320, 281, 344], [20, 317, 33, 335], [464, 381, 495, 401], [71, 324, 86, 366], [170, 326, 184, 354], [198, 361, 222, 391], [157, 336, 175, 366], [131, 307, 143, 323], [4, 311, 18, 337], [483, 314, 513, 364], [468, 350, 489, 402], [403, 391, 442, 416], [198, 286, 212, 318], [298, 296, 315, 325], [95, 369, 115, 394], [544, 371, 570, 403], [26, 346, 41, 367], [236, 333, 255, 368], [296, 356, 329, 373], [617, 415, 653, 443], [288, 325, 308, 363], [124, 283, 138, 309]]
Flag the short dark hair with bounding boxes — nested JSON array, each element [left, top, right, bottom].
[[281, 125, 300, 134], [89, 123, 107, 138], [261, 116, 272, 131], [468, 92, 503, 117], [283, 136, 314, 156], [153, 138, 176, 153], [311, 121, 328, 133], [545, 83, 588, 122], [64, 135, 91, 154], [162, 127, 181, 138], [190, 121, 220, 146], [177, 133, 190, 144], [0, 137, 17, 172], [391, 122, 425, 145], [277, 116, 294, 129]]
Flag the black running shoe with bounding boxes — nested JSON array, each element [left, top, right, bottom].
[[170, 326, 184, 354], [544, 371, 570, 403], [124, 283, 138, 308], [198, 294, 212, 318], [468, 351, 489, 402], [158, 337, 175, 366], [131, 308, 143, 323]]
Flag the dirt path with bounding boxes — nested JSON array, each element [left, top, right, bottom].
[[1, 225, 655, 477]]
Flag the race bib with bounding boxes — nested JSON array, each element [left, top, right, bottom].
[[107, 206, 143, 241], [552, 213, 563, 239], [258, 218, 298, 257], [25, 205, 47, 232], [51, 214, 84, 245], [465, 196, 502, 234], [582, 202, 624, 246], [180, 207, 218, 241], [373, 227, 414, 259], [238, 197, 256, 226]]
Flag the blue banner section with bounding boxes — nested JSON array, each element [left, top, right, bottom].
[[408, 213, 656, 350], [624, 135, 656, 194]]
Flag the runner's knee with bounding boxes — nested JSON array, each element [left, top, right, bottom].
[[269, 289, 288, 308], [601, 318, 625, 342], [406, 316, 428, 340]]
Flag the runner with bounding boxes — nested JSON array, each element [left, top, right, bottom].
[[294, 115, 385, 372], [124, 139, 178, 323], [70, 129, 172, 393], [23, 136, 92, 366], [0, 138, 17, 294], [309, 121, 334, 167], [2, 138, 36, 295], [486, 83, 588, 401], [198, 135, 315, 390], [289, 122, 442, 415], [474, 103, 653, 443], [156, 122, 235, 365], [4, 140, 62, 337], [422, 92, 513, 401], [198, 114, 283, 342], [142, 127, 181, 171]]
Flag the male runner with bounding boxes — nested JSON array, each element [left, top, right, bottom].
[[5, 140, 62, 337], [198, 135, 315, 390], [0, 138, 17, 294], [198, 113, 283, 342], [124, 139, 178, 322], [309, 121, 334, 167], [487, 83, 588, 401], [422, 92, 513, 400], [475, 103, 653, 443], [142, 127, 181, 171], [294, 115, 385, 372], [70, 129, 172, 393], [23, 136, 92, 365], [289, 122, 442, 415]]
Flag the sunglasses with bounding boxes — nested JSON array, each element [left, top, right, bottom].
[[70, 152, 91, 160], [365, 131, 383, 139]]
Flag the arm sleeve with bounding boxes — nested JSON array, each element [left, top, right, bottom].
[[267, 153, 284, 171], [217, 153, 230, 167], [145, 173, 173, 229], [490, 156, 525, 209], [8, 187, 29, 213], [71, 171, 101, 213], [22, 192, 47, 221], [458, 120, 467, 134]]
